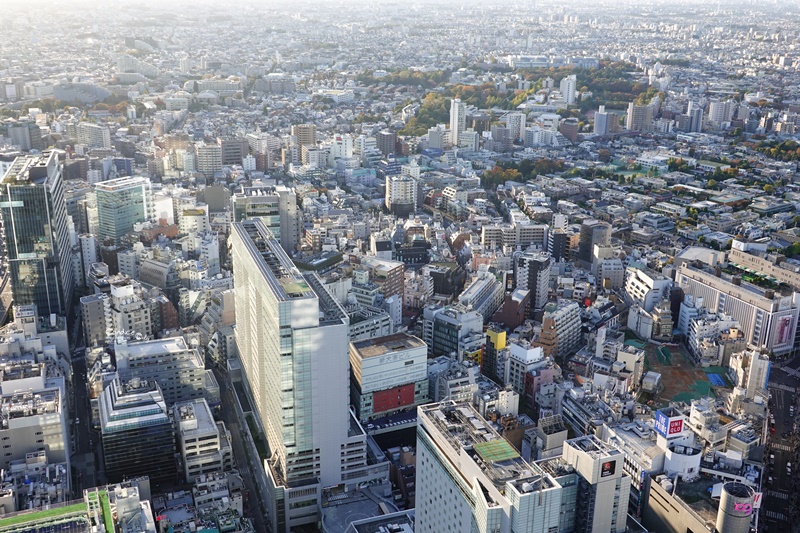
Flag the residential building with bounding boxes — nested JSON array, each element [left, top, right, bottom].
[[449, 98, 466, 146], [515, 250, 552, 312]]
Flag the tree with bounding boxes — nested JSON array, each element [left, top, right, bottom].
[[598, 149, 611, 163], [482, 166, 522, 188], [763, 184, 775, 194], [707, 179, 718, 190]]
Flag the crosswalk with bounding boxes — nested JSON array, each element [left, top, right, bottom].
[[764, 509, 788, 521], [767, 490, 789, 500], [771, 382, 797, 393], [772, 443, 793, 451]]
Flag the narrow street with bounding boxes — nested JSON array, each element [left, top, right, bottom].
[[215, 370, 268, 533]]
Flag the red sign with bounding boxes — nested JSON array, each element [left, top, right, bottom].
[[668, 419, 683, 435]]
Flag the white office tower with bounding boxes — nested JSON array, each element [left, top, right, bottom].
[[449, 98, 466, 146], [505, 112, 526, 141], [416, 402, 563, 533], [559, 74, 577, 106], [231, 219, 387, 533]]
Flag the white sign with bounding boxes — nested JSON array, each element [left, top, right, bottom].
[[753, 492, 762, 509]]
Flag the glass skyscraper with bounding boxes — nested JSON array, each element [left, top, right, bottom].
[[0, 151, 74, 316], [95, 176, 153, 245]]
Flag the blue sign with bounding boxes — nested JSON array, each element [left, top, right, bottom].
[[654, 410, 669, 437]]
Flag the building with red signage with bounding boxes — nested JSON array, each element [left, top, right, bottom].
[[350, 333, 429, 422]]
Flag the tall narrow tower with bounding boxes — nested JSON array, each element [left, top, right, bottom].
[[449, 98, 466, 147]]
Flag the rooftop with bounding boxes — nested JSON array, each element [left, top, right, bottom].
[[419, 402, 555, 497], [351, 333, 426, 359]]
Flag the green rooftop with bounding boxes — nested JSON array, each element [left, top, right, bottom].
[[474, 439, 520, 463], [0, 502, 87, 531]]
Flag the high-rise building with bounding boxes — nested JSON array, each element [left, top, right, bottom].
[[291, 123, 317, 147], [483, 326, 506, 383], [230, 184, 300, 253], [539, 435, 631, 533], [415, 401, 564, 533], [231, 219, 387, 532], [375, 130, 397, 157], [100, 377, 176, 487], [95, 176, 153, 245], [217, 137, 249, 166], [76, 122, 111, 149], [625, 102, 654, 131], [578, 219, 611, 267], [449, 98, 466, 146], [687, 101, 704, 133], [535, 300, 582, 359], [0, 151, 74, 317], [0, 357, 70, 473], [515, 250, 552, 312], [505, 112, 526, 141], [559, 74, 577, 106], [195, 143, 222, 179], [385, 175, 417, 217]]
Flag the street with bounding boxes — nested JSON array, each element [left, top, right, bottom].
[[215, 369, 269, 533]]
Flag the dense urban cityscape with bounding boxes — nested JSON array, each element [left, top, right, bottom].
[[0, 0, 799, 532]]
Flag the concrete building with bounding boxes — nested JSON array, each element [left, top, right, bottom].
[[535, 300, 582, 359], [231, 184, 300, 254], [196, 144, 222, 179], [578, 219, 611, 268], [415, 401, 563, 533], [515, 250, 552, 312], [539, 435, 631, 533], [624, 267, 671, 312], [385, 175, 418, 217], [349, 333, 429, 422], [76, 122, 111, 149], [114, 336, 213, 408], [231, 219, 388, 532], [173, 398, 233, 483], [0, 360, 70, 477], [676, 264, 800, 357], [458, 269, 504, 321], [291, 124, 317, 147]]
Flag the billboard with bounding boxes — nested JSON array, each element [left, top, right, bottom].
[[777, 315, 794, 345], [601, 460, 616, 478], [654, 410, 684, 437]]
